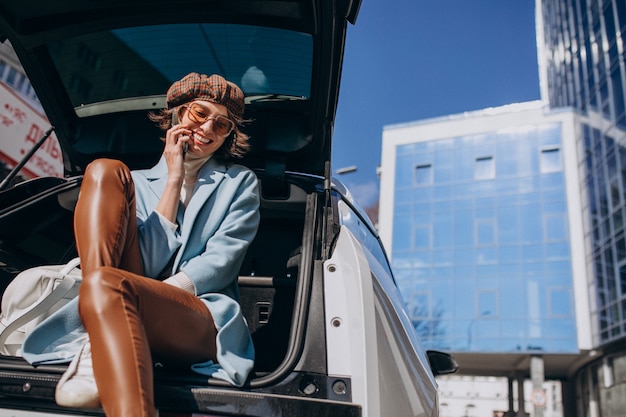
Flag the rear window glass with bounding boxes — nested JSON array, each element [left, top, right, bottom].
[[47, 24, 313, 109]]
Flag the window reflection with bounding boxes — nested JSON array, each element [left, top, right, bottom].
[[549, 289, 572, 316], [476, 219, 496, 246], [413, 225, 432, 249], [545, 213, 568, 240], [477, 290, 497, 317]]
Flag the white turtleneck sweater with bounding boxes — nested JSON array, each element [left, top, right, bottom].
[[180, 154, 211, 207], [159, 154, 212, 294]]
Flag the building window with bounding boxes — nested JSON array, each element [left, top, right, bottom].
[[112, 70, 129, 92], [77, 43, 102, 70], [5, 67, 21, 89], [0, 60, 7, 80], [611, 180, 622, 208], [540, 147, 562, 173], [476, 219, 496, 246], [413, 225, 432, 249], [616, 237, 626, 261], [474, 156, 495, 180], [544, 213, 567, 241], [549, 288, 571, 317], [415, 163, 433, 186], [477, 290, 498, 317]]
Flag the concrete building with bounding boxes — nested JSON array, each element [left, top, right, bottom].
[[380, 102, 586, 417]]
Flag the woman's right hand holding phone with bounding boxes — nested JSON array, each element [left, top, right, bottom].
[[155, 123, 191, 223], [163, 123, 191, 187]]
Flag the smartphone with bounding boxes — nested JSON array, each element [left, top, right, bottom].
[[182, 142, 189, 160], [172, 111, 188, 160]]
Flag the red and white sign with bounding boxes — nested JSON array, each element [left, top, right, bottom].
[[531, 388, 546, 407], [0, 82, 63, 179]]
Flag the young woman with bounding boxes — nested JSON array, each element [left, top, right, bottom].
[[22, 73, 260, 417]]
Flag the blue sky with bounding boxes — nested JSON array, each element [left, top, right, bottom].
[[332, 0, 541, 208]]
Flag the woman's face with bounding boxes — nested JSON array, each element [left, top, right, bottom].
[[179, 100, 233, 159]]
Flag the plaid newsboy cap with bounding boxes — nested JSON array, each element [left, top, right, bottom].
[[166, 73, 245, 118]]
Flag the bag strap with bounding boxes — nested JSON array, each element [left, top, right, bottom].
[[60, 257, 81, 276], [0, 258, 81, 347]]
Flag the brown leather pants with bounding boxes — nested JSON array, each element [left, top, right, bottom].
[[74, 159, 217, 417]]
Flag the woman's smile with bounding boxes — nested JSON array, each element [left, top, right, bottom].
[[191, 131, 213, 145]]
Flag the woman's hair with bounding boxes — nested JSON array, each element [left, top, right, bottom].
[[148, 106, 251, 162]]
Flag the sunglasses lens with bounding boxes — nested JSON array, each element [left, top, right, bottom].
[[187, 105, 233, 135], [214, 116, 234, 136], [187, 105, 206, 123]]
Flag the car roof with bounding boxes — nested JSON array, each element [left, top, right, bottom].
[[0, 0, 361, 177]]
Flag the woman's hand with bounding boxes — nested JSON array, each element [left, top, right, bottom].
[[156, 123, 191, 223], [163, 124, 191, 186]]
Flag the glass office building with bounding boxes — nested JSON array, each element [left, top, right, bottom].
[[379, 104, 590, 416], [540, 0, 626, 344], [388, 116, 576, 355], [379, 103, 599, 416], [538, 0, 626, 414], [539, 0, 626, 129]]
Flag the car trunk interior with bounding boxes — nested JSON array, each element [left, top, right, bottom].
[[0, 170, 318, 394]]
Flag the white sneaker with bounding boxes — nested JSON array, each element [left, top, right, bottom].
[[55, 339, 100, 408]]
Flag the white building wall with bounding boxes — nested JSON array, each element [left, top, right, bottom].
[[437, 375, 564, 417]]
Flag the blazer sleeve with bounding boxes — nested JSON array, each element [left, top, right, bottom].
[[132, 171, 184, 278]]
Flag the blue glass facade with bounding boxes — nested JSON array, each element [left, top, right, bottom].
[[580, 123, 626, 345], [539, 1, 626, 413], [391, 123, 578, 353], [541, 0, 626, 129], [541, 0, 626, 349]]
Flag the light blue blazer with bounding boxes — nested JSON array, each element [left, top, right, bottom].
[[22, 157, 261, 387]]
